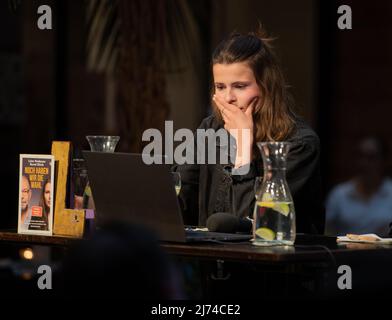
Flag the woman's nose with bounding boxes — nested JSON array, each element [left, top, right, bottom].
[[224, 89, 236, 104]]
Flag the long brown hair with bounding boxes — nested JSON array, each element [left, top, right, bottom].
[[38, 179, 51, 230], [211, 25, 297, 143]]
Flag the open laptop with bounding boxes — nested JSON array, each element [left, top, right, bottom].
[[83, 151, 252, 243]]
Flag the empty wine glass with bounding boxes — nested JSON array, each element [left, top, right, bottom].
[[86, 135, 120, 153]]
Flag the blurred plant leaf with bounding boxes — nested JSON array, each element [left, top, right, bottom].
[[163, 0, 203, 72], [86, 0, 203, 74], [86, 0, 119, 73]]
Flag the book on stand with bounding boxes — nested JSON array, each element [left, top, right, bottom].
[[18, 154, 55, 236]]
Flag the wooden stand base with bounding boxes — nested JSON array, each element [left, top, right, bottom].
[[52, 141, 85, 238]]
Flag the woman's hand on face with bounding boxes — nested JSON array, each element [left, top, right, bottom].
[[213, 94, 258, 135], [213, 94, 258, 167]]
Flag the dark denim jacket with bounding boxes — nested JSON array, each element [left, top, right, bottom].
[[172, 114, 324, 234]]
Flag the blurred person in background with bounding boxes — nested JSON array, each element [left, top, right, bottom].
[[326, 137, 392, 236], [59, 222, 184, 299]]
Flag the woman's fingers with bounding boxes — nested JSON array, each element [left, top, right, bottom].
[[213, 94, 257, 131], [214, 97, 229, 122], [213, 99, 233, 125], [212, 97, 226, 117], [213, 95, 236, 115], [221, 111, 229, 123], [245, 97, 258, 117], [245, 104, 253, 118]]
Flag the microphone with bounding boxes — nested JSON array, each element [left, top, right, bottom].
[[206, 212, 252, 234]]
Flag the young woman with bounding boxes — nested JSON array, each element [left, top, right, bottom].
[[35, 179, 51, 231], [173, 27, 324, 234]]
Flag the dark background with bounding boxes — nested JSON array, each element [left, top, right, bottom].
[[1, 0, 391, 230]]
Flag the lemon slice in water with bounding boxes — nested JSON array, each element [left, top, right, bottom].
[[273, 202, 290, 217], [255, 227, 275, 240], [257, 201, 274, 208], [257, 201, 290, 217]]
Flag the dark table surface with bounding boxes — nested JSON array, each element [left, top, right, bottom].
[[1, 231, 392, 263], [0, 231, 79, 246]]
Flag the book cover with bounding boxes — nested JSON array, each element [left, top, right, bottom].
[[18, 154, 55, 236]]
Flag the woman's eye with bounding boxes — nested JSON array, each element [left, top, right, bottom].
[[235, 84, 247, 89], [215, 86, 224, 91]]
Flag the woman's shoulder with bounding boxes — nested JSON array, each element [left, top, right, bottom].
[[197, 114, 223, 130], [289, 115, 320, 147]]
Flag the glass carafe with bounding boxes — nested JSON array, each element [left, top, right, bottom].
[[253, 142, 296, 246]]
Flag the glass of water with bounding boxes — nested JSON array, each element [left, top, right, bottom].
[[172, 172, 181, 196]]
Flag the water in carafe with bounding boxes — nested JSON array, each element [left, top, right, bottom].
[[253, 142, 296, 246]]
